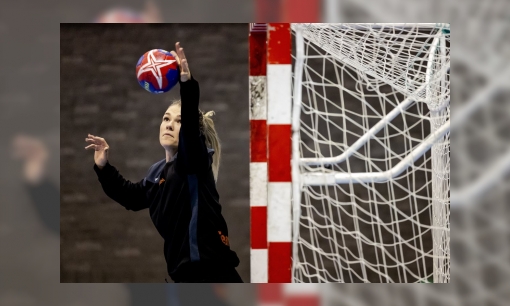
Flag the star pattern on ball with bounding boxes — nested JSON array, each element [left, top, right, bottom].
[[137, 50, 176, 89]]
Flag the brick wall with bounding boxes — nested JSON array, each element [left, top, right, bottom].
[[61, 24, 250, 282]]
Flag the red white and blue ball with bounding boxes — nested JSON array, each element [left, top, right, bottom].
[[136, 49, 179, 94]]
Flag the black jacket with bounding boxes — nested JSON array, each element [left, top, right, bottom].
[[94, 76, 239, 281]]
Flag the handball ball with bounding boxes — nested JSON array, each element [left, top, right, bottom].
[[136, 49, 179, 94]]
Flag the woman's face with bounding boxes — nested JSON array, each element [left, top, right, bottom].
[[160, 104, 181, 150]]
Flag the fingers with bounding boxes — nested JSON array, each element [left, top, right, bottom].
[[170, 51, 180, 65], [85, 137, 99, 146], [87, 134, 106, 143], [84, 143, 109, 151], [85, 134, 108, 151], [179, 59, 190, 82], [181, 59, 189, 73], [175, 42, 182, 58], [88, 133, 102, 140], [172, 43, 191, 82], [170, 44, 186, 67], [176, 42, 186, 61], [85, 136, 102, 144]]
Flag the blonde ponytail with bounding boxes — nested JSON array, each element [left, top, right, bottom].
[[200, 110, 221, 182]]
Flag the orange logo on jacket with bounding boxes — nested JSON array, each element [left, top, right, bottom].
[[159, 178, 165, 185], [218, 231, 230, 246]]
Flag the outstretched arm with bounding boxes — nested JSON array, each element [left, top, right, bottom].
[[86, 134, 151, 211], [171, 43, 210, 175]]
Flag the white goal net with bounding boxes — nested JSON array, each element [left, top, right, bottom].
[[291, 23, 450, 283]]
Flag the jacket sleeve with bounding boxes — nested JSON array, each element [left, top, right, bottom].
[[94, 162, 152, 211], [176, 75, 211, 176]]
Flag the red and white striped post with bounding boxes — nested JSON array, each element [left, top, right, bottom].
[[250, 23, 269, 283], [250, 23, 292, 283], [267, 23, 292, 283]]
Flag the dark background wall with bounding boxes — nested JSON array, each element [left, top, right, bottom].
[[61, 24, 250, 283]]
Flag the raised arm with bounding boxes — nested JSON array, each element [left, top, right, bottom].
[[171, 43, 210, 175]]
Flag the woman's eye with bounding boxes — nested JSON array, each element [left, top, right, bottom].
[[163, 117, 169, 121]]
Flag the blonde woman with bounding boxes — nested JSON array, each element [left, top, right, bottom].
[[85, 42, 241, 283]]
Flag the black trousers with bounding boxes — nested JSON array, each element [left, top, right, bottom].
[[171, 265, 243, 283]]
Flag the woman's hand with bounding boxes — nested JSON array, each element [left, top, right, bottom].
[[170, 42, 191, 82], [85, 134, 110, 169]]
